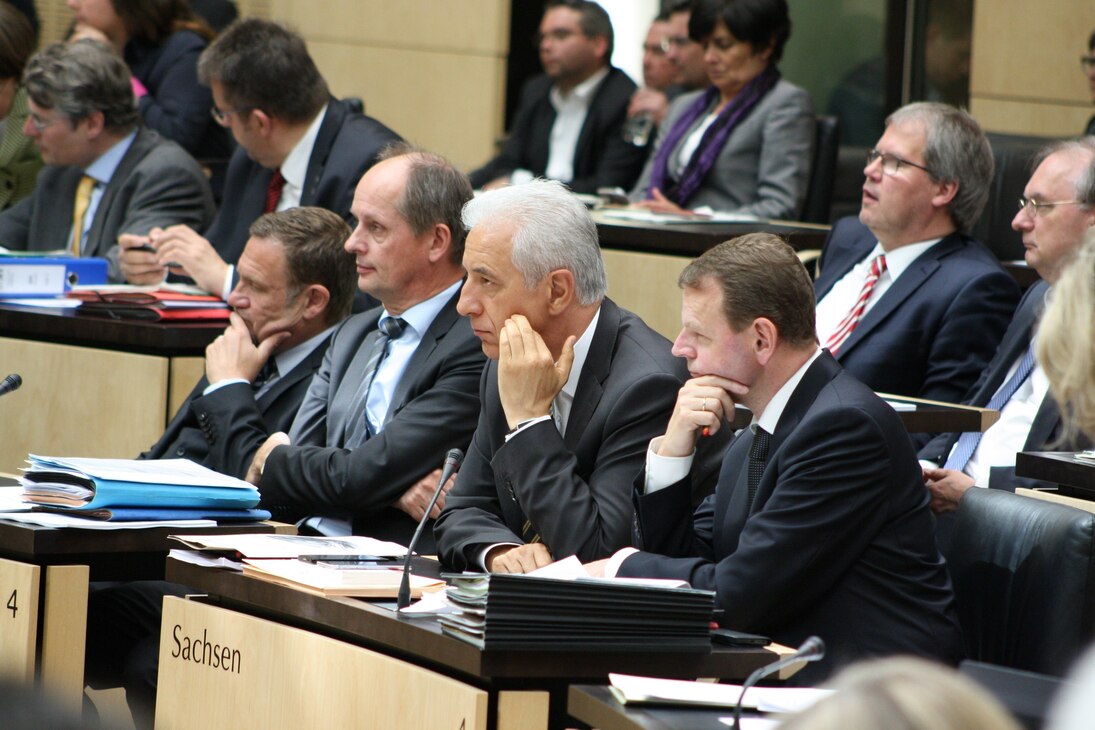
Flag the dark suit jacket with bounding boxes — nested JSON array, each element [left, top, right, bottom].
[[139, 334, 330, 479], [468, 67, 647, 194], [620, 352, 964, 683], [199, 289, 486, 547], [435, 299, 720, 571], [815, 217, 1019, 405], [0, 126, 214, 280], [204, 98, 401, 268], [918, 280, 1087, 488]]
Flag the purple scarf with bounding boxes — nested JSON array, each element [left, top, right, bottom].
[[647, 65, 781, 206]]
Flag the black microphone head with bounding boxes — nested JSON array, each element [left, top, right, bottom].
[[0, 373, 21, 395], [445, 448, 465, 469], [798, 636, 825, 662]]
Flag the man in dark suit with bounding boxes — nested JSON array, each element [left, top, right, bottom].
[[0, 40, 213, 281], [814, 102, 1018, 407], [117, 18, 401, 300], [468, 0, 646, 194], [434, 178, 703, 573], [139, 207, 357, 479], [921, 138, 1095, 510], [587, 233, 963, 683], [238, 146, 486, 547]]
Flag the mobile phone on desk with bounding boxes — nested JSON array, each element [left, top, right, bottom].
[[711, 628, 770, 646]]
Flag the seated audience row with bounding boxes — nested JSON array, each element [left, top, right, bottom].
[[0, 2, 40, 211]]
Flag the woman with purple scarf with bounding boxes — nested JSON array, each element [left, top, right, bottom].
[[629, 0, 814, 220]]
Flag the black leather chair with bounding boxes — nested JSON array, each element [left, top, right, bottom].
[[800, 115, 840, 224], [936, 488, 1095, 676]]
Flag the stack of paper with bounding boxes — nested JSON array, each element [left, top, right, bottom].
[[21, 456, 267, 522], [240, 559, 444, 598], [439, 572, 715, 650], [607, 673, 833, 712], [72, 288, 230, 321]]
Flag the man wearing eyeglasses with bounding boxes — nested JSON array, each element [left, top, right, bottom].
[[921, 138, 1095, 512], [117, 18, 400, 301], [0, 40, 213, 281], [468, 0, 646, 193], [813, 102, 1019, 419]]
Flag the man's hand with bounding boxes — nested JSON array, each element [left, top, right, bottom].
[[583, 558, 611, 577], [245, 431, 291, 485], [486, 543, 554, 574], [632, 188, 689, 215], [658, 375, 746, 458], [393, 467, 455, 522], [151, 225, 229, 295], [118, 233, 168, 285], [627, 87, 670, 126], [205, 312, 288, 384], [497, 315, 575, 429], [924, 467, 976, 514]]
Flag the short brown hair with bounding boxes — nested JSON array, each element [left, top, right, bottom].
[[248, 207, 355, 324], [0, 3, 34, 81], [679, 233, 816, 347]]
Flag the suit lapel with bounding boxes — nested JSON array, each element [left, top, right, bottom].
[[301, 98, 343, 206], [814, 226, 875, 300], [256, 333, 330, 408], [334, 314, 383, 444], [384, 288, 462, 426], [563, 299, 619, 451], [85, 129, 151, 258], [974, 280, 1047, 403]]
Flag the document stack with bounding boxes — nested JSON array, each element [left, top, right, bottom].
[[21, 455, 268, 522], [439, 572, 715, 651], [73, 288, 230, 321]]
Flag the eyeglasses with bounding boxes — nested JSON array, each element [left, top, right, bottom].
[[26, 112, 63, 133], [643, 39, 672, 55], [1081, 55, 1095, 72], [210, 105, 252, 126], [866, 149, 934, 177], [1017, 197, 1084, 217]]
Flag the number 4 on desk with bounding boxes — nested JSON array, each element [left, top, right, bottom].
[[0, 557, 40, 684], [7, 589, 16, 617]]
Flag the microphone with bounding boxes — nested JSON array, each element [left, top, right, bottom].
[[731, 635, 825, 729], [397, 448, 464, 610], [0, 374, 22, 397]]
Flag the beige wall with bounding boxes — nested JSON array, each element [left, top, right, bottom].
[[970, 0, 1093, 136]]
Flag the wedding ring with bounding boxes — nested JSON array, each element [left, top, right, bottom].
[[702, 397, 708, 412]]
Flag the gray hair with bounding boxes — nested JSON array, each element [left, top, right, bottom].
[[1032, 138, 1095, 208], [462, 179, 607, 306], [24, 40, 138, 131], [886, 102, 993, 234]]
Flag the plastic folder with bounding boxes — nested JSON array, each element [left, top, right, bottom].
[[0, 256, 108, 297]]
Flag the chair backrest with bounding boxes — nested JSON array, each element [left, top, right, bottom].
[[936, 488, 1095, 676], [799, 115, 840, 224]]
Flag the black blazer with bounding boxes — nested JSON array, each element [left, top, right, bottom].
[[468, 67, 647, 194], [139, 334, 330, 479], [815, 217, 1019, 406], [205, 98, 401, 267], [621, 353, 964, 683], [434, 299, 724, 570]]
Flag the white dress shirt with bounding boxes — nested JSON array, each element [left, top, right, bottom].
[[73, 131, 138, 252], [202, 323, 336, 397], [523, 66, 609, 185]]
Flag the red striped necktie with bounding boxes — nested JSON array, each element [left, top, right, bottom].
[[264, 169, 285, 213], [826, 254, 887, 354]]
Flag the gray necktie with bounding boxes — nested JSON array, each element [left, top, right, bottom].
[[344, 317, 406, 447]]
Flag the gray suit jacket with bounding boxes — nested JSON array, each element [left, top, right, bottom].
[[0, 126, 214, 281], [630, 80, 815, 220]]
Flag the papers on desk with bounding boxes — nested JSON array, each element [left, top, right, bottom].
[[0, 511, 215, 529], [1074, 450, 1095, 464], [0, 297, 82, 309], [597, 208, 760, 225], [240, 558, 444, 598], [608, 673, 833, 712], [0, 485, 31, 512], [167, 533, 407, 559], [884, 399, 917, 412]]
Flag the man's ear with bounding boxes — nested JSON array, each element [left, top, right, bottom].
[[753, 317, 779, 366], [931, 179, 959, 210], [299, 284, 331, 322], [545, 268, 576, 315], [81, 110, 106, 139], [426, 223, 453, 264]]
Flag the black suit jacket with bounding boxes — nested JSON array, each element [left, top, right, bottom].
[[139, 334, 330, 478], [815, 218, 1019, 406], [205, 98, 401, 267], [621, 352, 963, 683], [918, 280, 1087, 488], [434, 299, 724, 570], [201, 289, 486, 547], [468, 67, 647, 194]]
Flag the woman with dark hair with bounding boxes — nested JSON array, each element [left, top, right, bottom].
[[630, 0, 814, 220], [69, 0, 231, 166], [0, 2, 41, 210]]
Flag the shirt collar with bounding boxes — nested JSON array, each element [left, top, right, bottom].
[[754, 347, 823, 436], [550, 66, 609, 108], [871, 238, 942, 281], [560, 305, 601, 400], [279, 103, 328, 191], [83, 130, 138, 184], [273, 323, 336, 378], [380, 279, 462, 339]]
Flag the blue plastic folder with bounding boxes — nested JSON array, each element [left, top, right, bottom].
[[0, 256, 108, 297], [35, 507, 272, 522]]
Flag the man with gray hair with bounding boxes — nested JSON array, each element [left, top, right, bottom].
[[434, 179, 704, 574], [0, 40, 213, 280], [813, 101, 1019, 410], [921, 137, 1095, 511]]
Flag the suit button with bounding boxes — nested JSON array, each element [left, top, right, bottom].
[[176, 447, 186, 456]]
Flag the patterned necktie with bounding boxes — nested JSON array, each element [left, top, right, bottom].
[[746, 428, 771, 512], [71, 175, 96, 255], [826, 254, 887, 354], [252, 359, 279, 398], [944, 345, 1037, 472], [264, 169, 286, 213], [345, 316, 406, 446]]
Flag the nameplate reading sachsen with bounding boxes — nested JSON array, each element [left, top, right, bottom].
[[170, 623, 242, 674]]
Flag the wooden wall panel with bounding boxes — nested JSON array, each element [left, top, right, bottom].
[[603, 249, 687, 342], [969, 98, 1093, 138]]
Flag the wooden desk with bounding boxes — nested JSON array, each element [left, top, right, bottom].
[[568, 684, 762, 730], [161, 558, 777, 730], [1015, 452, 1095, 499], [728, 397, 998, 434], [0, 520, 275, 714], [0, 304, 222, 472]]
